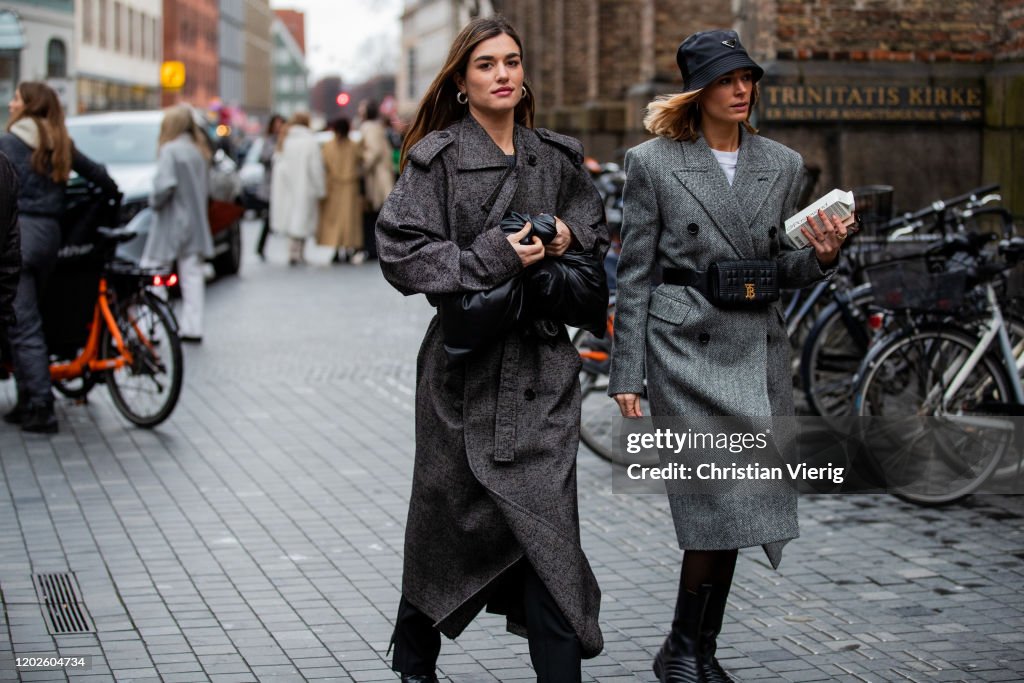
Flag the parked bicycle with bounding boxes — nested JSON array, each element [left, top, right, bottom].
[[850, 232, 1024, 504], [2, 226, 184, 428], [798, 184, 1011, 416]]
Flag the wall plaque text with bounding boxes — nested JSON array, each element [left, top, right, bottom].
[[759, 84, 983, 123]]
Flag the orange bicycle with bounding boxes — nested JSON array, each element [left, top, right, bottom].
[[7, 227, 184, 427]]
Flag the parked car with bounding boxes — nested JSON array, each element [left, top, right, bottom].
[[66, 110, 244, 276]]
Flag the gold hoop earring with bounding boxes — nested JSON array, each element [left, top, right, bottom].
[[456, 91, 468, 105]]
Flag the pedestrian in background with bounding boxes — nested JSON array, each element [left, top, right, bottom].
[[0, 151, 21, 357], [376, 16, 608, 683], [142, 104, 213, 344], [0, 81, 118, 433], [254, 113, 285, 261], [270, 112, 325, 265], [316, 117, 363, 263], [608, 30, 846, 683], [357, 99, 394, 262]]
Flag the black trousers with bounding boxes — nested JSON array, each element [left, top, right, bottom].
[[361, 210, 379, 259], [392, 562, 582, 682]]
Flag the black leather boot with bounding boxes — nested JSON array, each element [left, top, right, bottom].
[[400, 675, 438, 682], [21, 401, 58, 434], [697, 583, 735, 683], [652, 585, 708, 683]]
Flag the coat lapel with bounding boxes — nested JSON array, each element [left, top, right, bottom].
[[452, 116, 522, 228], [456, 116, 515, 171], [732, 131, 781, 230], [672, 136, 752, 258]]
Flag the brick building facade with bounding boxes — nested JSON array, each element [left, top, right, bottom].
[[497, 0, 1024, 218], [161, 0, 219, 107]]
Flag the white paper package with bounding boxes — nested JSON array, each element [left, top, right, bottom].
[[784, 189, 856, 248]]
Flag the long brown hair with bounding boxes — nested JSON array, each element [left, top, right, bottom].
[[400, 16, 535, 172], [644, 84, 760, 142], [7, 81, 72, 183], [158, 105, 211, 160]]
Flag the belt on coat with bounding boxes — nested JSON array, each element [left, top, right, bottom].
[[662, 267, 711, 296]]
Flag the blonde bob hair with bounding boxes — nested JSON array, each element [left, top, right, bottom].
[[158, 105, 211, 160], [643, 83, 760, 141]]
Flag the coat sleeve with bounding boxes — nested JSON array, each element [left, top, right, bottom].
[[556, 157, 609, 257], [0, 153, 20, 328], [376, 160, 523, 297], [777, 154, 833, 288], [71, 145, 119, 197], [608, 148, 661, 396], [149, 146, 178, 210]]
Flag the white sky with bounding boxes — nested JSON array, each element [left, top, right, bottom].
[[270, 0, 403, 84]]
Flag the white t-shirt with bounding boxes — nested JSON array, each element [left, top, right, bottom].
[[711, 148, 739, 186]]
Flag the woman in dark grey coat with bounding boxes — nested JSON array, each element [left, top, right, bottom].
[[376, 16, 608, 683], [609, 31, 849, 683]]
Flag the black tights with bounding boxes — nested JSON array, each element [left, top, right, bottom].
[[681, 549, 737, 593]]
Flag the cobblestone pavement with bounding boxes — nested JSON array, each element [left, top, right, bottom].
[[1, 223, 1023, 682]]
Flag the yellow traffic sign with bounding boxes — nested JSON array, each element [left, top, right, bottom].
[[160, 61, 185, 90]]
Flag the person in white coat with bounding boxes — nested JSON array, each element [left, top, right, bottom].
[[142, 105, 212, 343], [270, 112, 326, 265]]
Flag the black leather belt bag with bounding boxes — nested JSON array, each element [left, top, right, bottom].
[[663, 260, 779, 307]]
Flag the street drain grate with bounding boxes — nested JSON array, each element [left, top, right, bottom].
[[33, 573, 94, 634]]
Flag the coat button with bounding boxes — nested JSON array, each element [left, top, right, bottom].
[[439, 131, 450, 138], [768, 225, 777, 238], [699, 332, 710, 344], [524, 389, 536, 401], [687, 223, 699, 235], [528, 154, 537, 166]]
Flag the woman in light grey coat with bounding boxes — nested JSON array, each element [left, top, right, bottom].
[[376, 17, 608, 683], [609, 30, 850, 683], [142, 105, 212, 342]]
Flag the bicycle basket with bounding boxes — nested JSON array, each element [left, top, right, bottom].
[[42, 247, 104, 359], [863, 256, 968, 312]]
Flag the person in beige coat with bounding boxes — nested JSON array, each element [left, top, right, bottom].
[[316, 117, 363, 263], [357, 100, 394, 261]]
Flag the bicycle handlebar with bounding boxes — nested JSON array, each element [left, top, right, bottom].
[[883, 183, 1001, 231]]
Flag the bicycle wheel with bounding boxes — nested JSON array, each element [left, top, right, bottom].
[[800, 284, 878, 416], [853, 325, 1013, 504], [574, 328, 655, 465], [102, 291, 183, 427]]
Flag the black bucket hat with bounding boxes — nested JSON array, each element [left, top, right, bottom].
[[676, 29, 764, 93]]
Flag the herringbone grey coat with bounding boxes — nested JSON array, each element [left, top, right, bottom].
[[608, 130, 830, 569], [376, 115, 608, 657]]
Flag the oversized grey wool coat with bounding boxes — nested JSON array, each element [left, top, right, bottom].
[[376, 115, 609, 657], [143, 133, 213, 264], [608, 130, 831, 569]]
